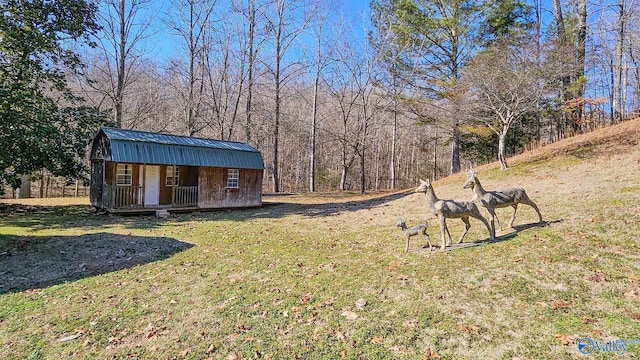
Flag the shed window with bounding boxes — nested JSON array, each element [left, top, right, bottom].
[[227, 169, 239, 188], [116, 164, 132, 186], [166, 166, 179, 186]]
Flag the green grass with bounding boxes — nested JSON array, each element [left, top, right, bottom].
[[1, 122, 640, 359]]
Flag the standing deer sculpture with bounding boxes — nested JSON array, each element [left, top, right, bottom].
[[462, 170, 543, 234], [415, 179, 494, 250], [396, 216, 432, 253]]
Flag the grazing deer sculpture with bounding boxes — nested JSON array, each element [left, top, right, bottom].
[[415, 179, 494, 250], [396, 216, 432, 253], [462, 170, 543, 233]]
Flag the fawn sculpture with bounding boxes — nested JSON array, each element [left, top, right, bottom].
[[462, 170, 543, 233], [415, 179, 494, 250], [396, 216, 432, 253]]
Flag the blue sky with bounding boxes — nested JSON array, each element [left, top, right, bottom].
[[134, 0, 371, 63]]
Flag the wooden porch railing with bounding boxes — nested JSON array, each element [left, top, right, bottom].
[[103, 185, 142, 209], [174, 186, 198, 207], [103, 185, 198, 210]]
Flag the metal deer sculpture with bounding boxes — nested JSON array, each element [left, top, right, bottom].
[[415, 179, 494, 250], [396, 216, 432, 253], [463, 170, 543, 234]]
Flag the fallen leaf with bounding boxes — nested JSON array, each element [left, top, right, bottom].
[[458, 324, 480, 334], [179, 348, 191, 357], [535, 301, 548, 308], [586, 270, 606, 282], [341, 310, 358, 320], [206, 344, 215, 354], [324, 262, 337, 270], [593, 329, 607, 337], [580, 316, 594, 324], [624, 288, 639, 298], [402, 318, 417, 328], [554, 333, 573, 345], [423, 347, 440, 359], [355, 298, 367, 309], [299, 293, 312, 305], [57, 333, 82, 342], [370, 336, 384, 344], [551, 300, 569, 310]]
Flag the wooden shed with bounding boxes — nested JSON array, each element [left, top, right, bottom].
[[89, 127, 264, 213]]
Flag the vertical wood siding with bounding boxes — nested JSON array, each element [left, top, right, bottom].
[[198, 167, 263, 208]]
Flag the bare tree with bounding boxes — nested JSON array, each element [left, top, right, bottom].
[[232, 0, 266, 144], [168, 0, 217, 136], [204, 21, 245, 141], [613, 0, 626, 122], [264, 0, 312, 192], [305, 0, 337, 192], [463, 40, 545, 169], [92, 0, 155, 128]]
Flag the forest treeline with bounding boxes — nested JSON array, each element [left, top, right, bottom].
[[1, 0, 638, 195]]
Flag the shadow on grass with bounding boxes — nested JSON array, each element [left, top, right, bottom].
[[0, 203, 175, 231], [431, 219, 564, 252], [0, 232, 193, 294], [199, 190, 414, 221], [1, 190, 414, 229]]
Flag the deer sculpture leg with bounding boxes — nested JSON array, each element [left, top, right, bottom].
[[405, 236, 410, 254], [508, 204, 518, 228], [525, 199, 543, 223], [471, 210, 495, 240], [422, 231, 433, 251], [485, 205, 501, 233], [457, 217, 471, 244], [438, 215, 452, 250]]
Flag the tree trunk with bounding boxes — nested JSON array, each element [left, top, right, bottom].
[[432, 132, 438, 181], [309, 32, 321, 192], [498, 133, 508, 170], [359, 148, 365, 194], [552, 0, 572, 131], [272, 2, 283, 194], [576, 0, 587, 122], [390, 100, 397, 189], [613, 0, 625, 123], [340, 164, 347, 191], [245, 0, 256, 144], [115, 0, 126, 128], [450, 123, 461, 174], [17, 175, 30, 199]]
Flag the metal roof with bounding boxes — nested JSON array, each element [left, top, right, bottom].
[[99, 127, 264, 169]]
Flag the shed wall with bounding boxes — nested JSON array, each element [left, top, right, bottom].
[[198, 168, 262, 208]]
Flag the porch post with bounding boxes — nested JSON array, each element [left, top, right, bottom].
[[172, 165, 177, 207], [112, 161, 117, 210], [141, 163, 146, 207]]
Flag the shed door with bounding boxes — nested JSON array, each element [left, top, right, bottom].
[[144, 166, 160, 205]]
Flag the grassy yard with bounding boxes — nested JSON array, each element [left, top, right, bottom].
[[1, 120, 640, 359]]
